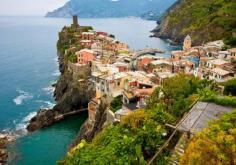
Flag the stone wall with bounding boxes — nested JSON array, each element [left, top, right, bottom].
[[68, 61, 91, 80]]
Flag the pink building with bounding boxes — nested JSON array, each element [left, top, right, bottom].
[[76, 49, 96, 64], [81, 32, 95, 40]]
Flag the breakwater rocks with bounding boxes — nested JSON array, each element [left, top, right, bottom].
[[0, 134, 15, 164]]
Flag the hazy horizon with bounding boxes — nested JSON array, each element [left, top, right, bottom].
[[0, 0, 68, 16]]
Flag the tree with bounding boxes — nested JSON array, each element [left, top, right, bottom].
[[110, 97, 122, 112], [180, 110, 236, 165], [223, 78, 236, 96]]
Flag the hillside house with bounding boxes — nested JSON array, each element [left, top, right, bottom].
[[113, 62, 129, 72], [228, 48, 236, 59], [171, 51, 186, 60], [137, 55, 155, 70], [209, 68, 234, 83], [96, 31, 108, 37], [80, 40, 93, 48], [206, 59, 230, 69], [151, 60, 173, 73], [76, 49, 96, 65], [81, 32, 95, 40]]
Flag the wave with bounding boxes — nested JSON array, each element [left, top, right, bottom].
[[52, 70, 60, 77], [15, 111, 37, 135], [36, 100, 56, 109], [42, 85, 55, 95], [13, 90, 33, 105]]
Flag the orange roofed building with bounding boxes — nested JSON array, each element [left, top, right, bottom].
[[76, 49, 96, 64]]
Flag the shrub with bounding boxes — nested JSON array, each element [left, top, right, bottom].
[[68, 54, 77, 63], [110, 97, 122, 113], [223, 78, 236, 96]]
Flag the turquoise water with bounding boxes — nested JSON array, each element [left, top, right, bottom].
[[0, 16, 177, 165]]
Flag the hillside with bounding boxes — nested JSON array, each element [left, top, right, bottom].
[[46, 0, 176, 20], [153, 0, 236, 46]]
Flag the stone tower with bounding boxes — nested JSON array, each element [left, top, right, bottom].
[[183, 35, 192, 51], [72, 15, 79, 27]]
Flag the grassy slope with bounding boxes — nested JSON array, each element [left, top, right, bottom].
[[156, 0, 236, 46]]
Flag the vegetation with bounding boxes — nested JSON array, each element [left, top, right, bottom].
[[158, 0, 236, 46], [180, 109, 236, 165], [110, 97, 123, 113], [223, 78, 236, 96], [60, 74, 236, 164], [60, 74, 206, 164], [59, 108, 174, 165], [147, 74, 203, 118], [68, 54, 77, 63], [198, 87, 236, 107]]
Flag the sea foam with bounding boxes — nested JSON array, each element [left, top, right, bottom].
[[13, 90, 33, 105], [42, 85, 55, 95], [36, 100, 56, 109], [15, 111, 37, 135]]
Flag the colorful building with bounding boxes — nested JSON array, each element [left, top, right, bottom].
[[81, 32, 95, 40], [76, 49, 96, 65]]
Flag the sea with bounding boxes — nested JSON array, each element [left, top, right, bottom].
[[0, 16, 178, 165]]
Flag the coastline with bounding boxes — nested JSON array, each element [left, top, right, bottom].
[[0, 133, 15, 164]]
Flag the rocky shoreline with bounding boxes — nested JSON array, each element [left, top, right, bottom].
[[0, 134, 15, 164]]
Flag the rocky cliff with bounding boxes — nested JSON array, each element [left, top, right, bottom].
[[27, 24, 111, 149], [153, 0, 236, 46], [27, 26, 95, 132]]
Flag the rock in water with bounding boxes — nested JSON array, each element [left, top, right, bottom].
[[27, 109, 57, 132], [0, 133, 15, 164]]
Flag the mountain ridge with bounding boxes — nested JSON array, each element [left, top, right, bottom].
[[46, 0, 176, 20]]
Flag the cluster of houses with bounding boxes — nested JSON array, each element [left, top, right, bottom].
[[135, 35, 236, 84], [67, 17, 236, 124], [68, 25, 160, 123]]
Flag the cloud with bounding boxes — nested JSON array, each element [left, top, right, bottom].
[[0, 0, 68, 15]]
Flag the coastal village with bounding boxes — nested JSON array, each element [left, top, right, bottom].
[[64, 16, 236, 125], [0, 0, 235, 163], [54, 16, 236, 164]]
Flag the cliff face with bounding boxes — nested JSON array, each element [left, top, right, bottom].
[[153, 0, 236, 46], [27, 26, 95, 132]]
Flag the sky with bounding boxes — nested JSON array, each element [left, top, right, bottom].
[[0, 0, 69, 16]]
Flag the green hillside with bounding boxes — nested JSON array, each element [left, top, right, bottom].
[[154, 0, 236, 46]]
